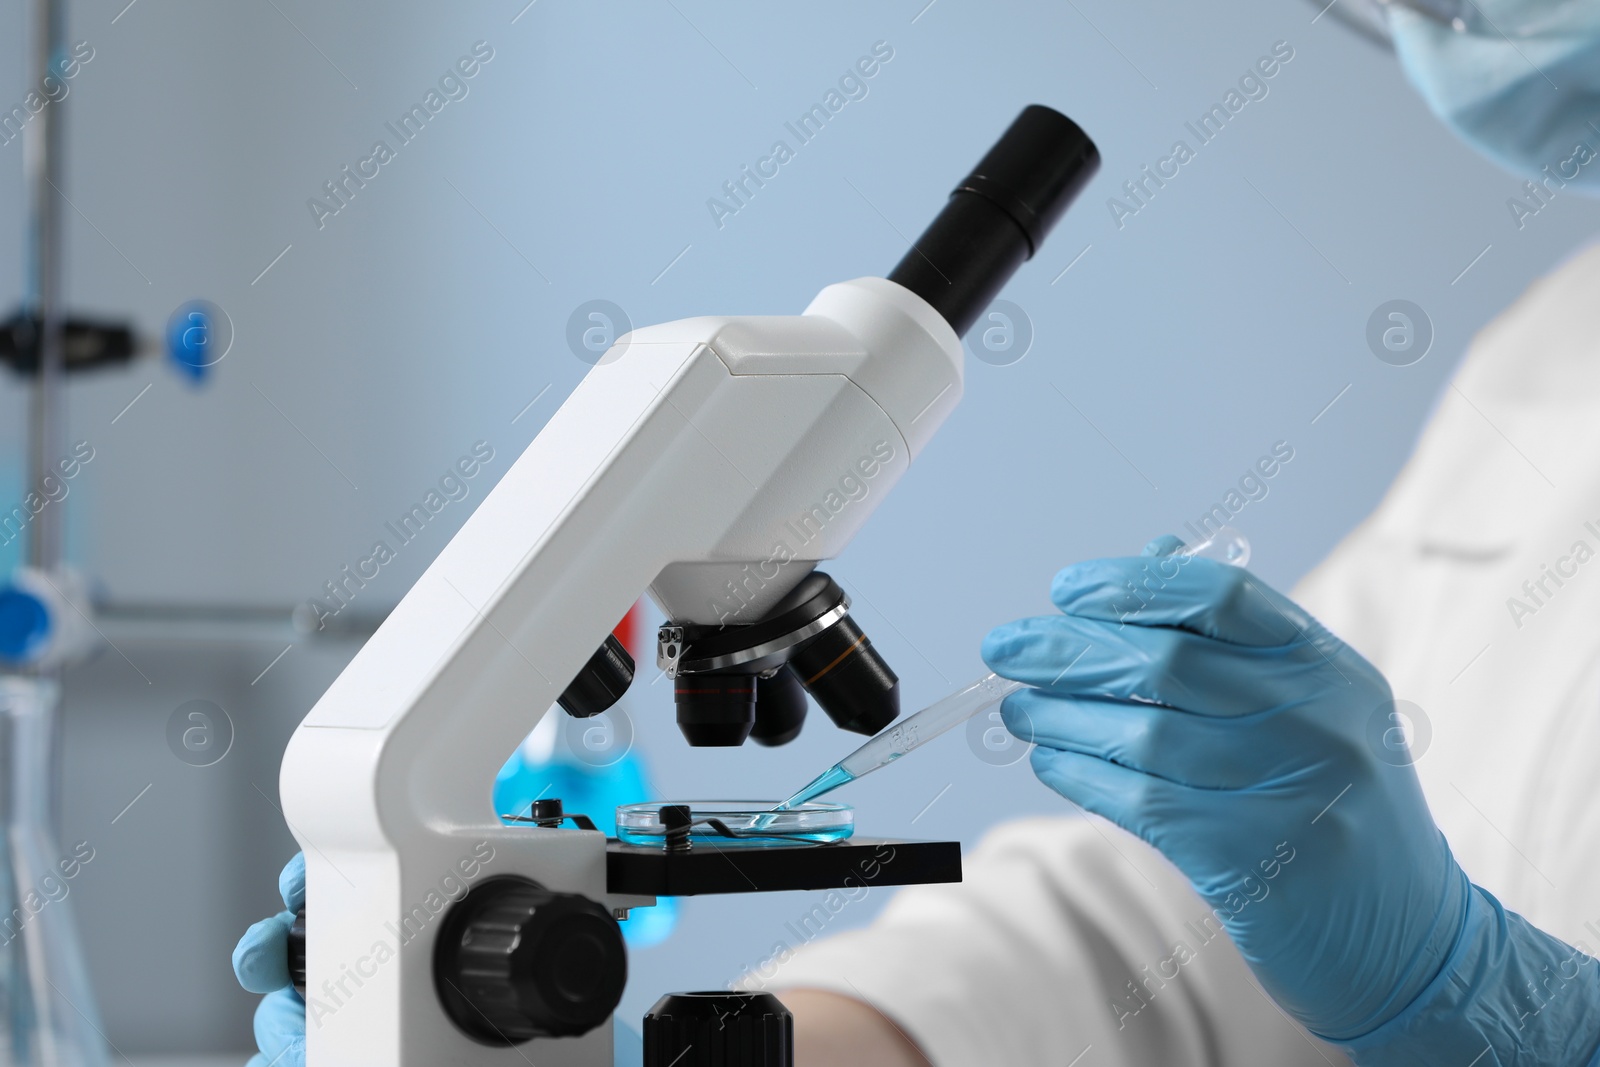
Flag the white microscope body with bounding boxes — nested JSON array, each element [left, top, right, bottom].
[[280, 278, 962, 1065], [280, 105, 1096, 1066]]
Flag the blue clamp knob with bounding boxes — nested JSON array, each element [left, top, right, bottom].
[[166, 300, 224, 383], [0, 585, 51, 666]]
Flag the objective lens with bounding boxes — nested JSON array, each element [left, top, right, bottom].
[[788, 615, 900, 736], [674, 672, 757, 746], [558, 634, 635, 719], [750, 670, 808, 747]]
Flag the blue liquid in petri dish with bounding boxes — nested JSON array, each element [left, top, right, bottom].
[[615, 800, 854, 847]]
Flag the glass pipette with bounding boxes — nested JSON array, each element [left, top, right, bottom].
[[1182, 525, 1251, 567], [769, 527, 1253, 812], [772, 672, 1026, 811]]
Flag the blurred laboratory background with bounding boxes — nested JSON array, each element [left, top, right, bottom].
[[1, 0, 1597, 1060]]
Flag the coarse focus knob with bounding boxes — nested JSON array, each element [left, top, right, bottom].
[[434, 876, 627, 1045]]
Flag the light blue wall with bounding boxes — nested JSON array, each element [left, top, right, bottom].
[[1, 0, 1596, 1052]]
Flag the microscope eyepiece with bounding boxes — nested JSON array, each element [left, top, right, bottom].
[[887, 104, 1099, 337], [956, 104, 1100, 256]]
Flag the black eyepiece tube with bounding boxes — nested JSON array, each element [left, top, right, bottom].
[[887, 105, 1099, 338]]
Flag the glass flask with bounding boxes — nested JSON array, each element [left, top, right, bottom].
[[0, 675, 108, 1067]]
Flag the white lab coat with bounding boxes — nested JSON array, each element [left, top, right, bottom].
[[748, 242, 1600, 1066]]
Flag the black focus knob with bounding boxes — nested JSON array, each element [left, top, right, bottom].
[[434, 876, 626, 1045], [287, 908, 307, 994], [644, 991, 793, 1067]]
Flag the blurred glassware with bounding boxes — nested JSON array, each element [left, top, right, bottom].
[[0, 676, 108, 1066]]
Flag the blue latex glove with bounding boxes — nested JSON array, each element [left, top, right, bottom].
[[983, 539, 1600, 1063], [233, 852, 645, 1066], [232, 854, 306, 1067]]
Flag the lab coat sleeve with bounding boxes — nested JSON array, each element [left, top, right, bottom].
[[742, 815, 1346, 1067]]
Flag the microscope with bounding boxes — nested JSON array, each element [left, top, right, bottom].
[[279, 104, 1097, 1066]]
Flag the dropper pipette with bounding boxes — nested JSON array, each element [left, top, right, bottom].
[[772, 672, 1025, 811]]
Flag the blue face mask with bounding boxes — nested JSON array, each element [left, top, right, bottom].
[[1381, 0, 1600, 193]]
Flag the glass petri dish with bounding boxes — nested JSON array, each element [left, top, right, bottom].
[[615, 800, 853, 848]]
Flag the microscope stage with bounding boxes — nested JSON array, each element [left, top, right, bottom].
[[605, 837, 961, 896]]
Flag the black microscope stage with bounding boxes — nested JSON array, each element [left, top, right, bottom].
[[606, 837, 962, 896]]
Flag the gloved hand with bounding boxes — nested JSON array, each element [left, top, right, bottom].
[[983, 539, 1600, 1064], [232, 852, 646, 1066], [232, 854, 306, 1067]]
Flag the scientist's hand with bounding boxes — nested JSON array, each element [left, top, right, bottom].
[[232, 853, 306, 1067], [983, 539, 1469, 1042], [987, 541, 1600, 1061]]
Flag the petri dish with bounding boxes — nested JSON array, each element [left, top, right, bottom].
[[615, 800, 853, 848]]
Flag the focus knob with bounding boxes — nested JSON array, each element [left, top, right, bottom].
[[645, 991, 793, 1066], [434, 876, 626, 1044]]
